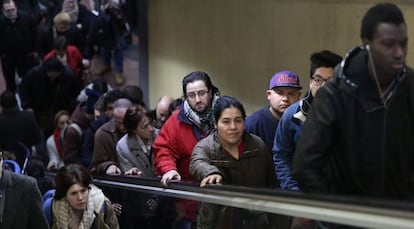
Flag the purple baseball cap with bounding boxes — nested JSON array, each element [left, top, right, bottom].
[[269, 70, 302, 89]]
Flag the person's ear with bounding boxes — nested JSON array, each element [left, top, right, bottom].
[[362, 38, 370, 49], [266, 89, 273, 100]]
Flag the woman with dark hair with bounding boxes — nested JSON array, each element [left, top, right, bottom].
[[115, 104, 160, 228], [190, 96, 278, 229], [53, 164, 119, 228], [116, 104, 158, 176]]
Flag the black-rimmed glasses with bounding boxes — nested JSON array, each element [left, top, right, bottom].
[[312, 75, 328, 86], [186, 89, 209, 99]]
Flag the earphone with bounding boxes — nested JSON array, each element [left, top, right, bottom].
[[365, 44, 370, 50]]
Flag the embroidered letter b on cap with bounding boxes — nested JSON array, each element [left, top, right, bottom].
[[269, 70, 302, 89]]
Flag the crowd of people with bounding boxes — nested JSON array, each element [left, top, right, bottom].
[[0, 1, 414, 229]]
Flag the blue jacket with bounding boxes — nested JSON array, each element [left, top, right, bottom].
[[273, 101, 303, 191], [81, 114, 109, 169]]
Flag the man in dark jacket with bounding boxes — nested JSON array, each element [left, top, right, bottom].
[[293, 3, 414, 201], [0, 152, 49, 228], [80, 89, 125, 169], [245, 71, 302, 151], [0, 0, 38, 92], [19, 57, 79, 137], [91, 98, 131, 175], [0, 90, 41, 167]]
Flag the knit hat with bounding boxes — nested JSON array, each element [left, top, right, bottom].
[[269, 70, 302, 89], [85, 88, 101, 114]]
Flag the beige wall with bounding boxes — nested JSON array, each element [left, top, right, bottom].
[[148, 0, 414, 114]]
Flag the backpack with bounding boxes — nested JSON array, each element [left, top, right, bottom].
[[60, 123, 84, 160], [61, 123, 83, 142]]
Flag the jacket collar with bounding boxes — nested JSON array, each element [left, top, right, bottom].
[[212, 130, 261, 158], [177, 103, 192, 125], [337, 46, 407, 111]]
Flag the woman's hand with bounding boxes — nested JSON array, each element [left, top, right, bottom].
[[124, 167, 142, 176], [146, 198, 158, 210], [106, 165, 121, 175], [111, 202, 122, 216], [200, 174, 223, 187]]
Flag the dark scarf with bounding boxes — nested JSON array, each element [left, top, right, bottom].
[[183, 94, 219, 136], [299, 90, 313, 116]]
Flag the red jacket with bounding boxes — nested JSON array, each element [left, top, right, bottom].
[[153, 108, 204, 221], [153, 108, 203, 182], [43, 45, 83, 77]]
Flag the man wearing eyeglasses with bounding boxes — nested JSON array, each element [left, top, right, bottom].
[[0, 152, 49, 228], [245, 70, 302, 152], [153, 71, 220, 228], [273, 50, 342, 191]]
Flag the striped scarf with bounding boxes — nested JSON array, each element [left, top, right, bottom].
[[183, 94, 219, 136]]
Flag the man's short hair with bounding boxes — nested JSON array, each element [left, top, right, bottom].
[[182, 71, 219, 97], [360, 3, 405, 41], [102, 89, 124, 110], [43, 57, 64, 73], [53, 35, 68, 52], [122, 85, 145, 108], [0, 90, 17, 109], [310, 50, 343, 77]]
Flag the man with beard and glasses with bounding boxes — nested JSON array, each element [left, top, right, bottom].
[[153, 71, 220, 228]]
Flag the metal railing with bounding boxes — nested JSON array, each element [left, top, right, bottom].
[[92, 175, 414, 229]]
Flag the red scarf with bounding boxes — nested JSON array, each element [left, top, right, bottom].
[[53, 128, 64, 159]]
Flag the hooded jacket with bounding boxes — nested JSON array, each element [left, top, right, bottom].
[[293, 46, 414, 200]]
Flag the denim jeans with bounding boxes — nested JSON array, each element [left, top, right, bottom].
[[102, 35, 124, 73]]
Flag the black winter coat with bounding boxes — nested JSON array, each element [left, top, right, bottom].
[[0, 12, 36, 56], [293, 47, 414, 200], [19, 64, 79, 134]]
